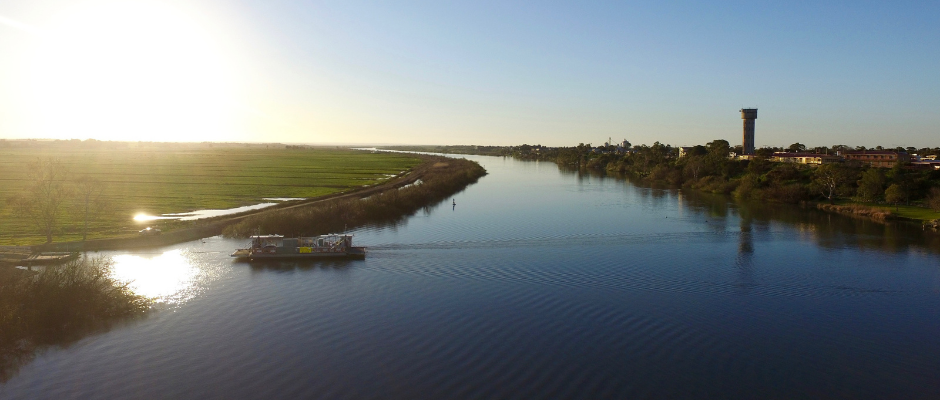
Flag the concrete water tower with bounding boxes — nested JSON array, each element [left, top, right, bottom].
[[740, 108, 757, 155]]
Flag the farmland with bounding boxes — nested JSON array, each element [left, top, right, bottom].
[[0, 140, 421, 245]]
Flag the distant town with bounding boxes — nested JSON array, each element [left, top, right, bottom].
[[503, 141, 940, 169], [391, 108, 936, 168], [383, 108, 940, 224]]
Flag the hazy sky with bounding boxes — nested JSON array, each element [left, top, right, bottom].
[[1, 1, 938, 147]]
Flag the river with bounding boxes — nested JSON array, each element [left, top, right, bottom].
[[3, 155, 940, 399]]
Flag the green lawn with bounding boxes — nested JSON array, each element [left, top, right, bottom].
[[0, 141, 421, 245], [833, 199, 940, 222], [870, 204, 940, 221]]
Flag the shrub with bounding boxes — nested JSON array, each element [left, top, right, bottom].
[[926, 187, 940, 212], [734, 174, 760, 200], [816, 203, 893, 222], [762, 183, 811, 204], [0, 257, 150, 381], [689, 176, 738, 194], [764, 163, 804, 184]]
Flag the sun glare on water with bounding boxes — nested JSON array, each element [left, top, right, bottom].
[[111, 250, 200, 304], [24, 1, 239, 142], [134, 213, 159, 222]]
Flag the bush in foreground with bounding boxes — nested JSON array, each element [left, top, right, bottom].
[[0, 257, 151, 382]]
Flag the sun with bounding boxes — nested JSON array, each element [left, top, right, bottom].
[[25, 1, 240, 142]]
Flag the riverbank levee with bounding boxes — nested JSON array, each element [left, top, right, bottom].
[[0, 141, 423, 246], [222, 157, 486, 239], [2, 153, 485, 253]]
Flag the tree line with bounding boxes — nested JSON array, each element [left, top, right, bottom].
[[508, 141, 940, 212]]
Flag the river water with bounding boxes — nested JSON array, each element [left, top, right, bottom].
[[3, 155, 940, 399]]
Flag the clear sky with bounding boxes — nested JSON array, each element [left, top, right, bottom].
[[1, 0, 938, 147]]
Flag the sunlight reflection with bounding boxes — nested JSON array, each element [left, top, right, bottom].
[[110, 250, 200, 304], [132, 201, 287, 223], [133, 213, 165, 222]]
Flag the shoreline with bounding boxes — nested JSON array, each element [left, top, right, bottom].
[[389, 147, 940, 226], [221, 156, 487, 239], [16, 154, 480, 254], [814, 202, 940, 230]]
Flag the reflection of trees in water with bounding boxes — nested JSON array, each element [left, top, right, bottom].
[[738, 219, 754, 255], [679, 189, 940, 254], [734, 216, 755, 294], [558, 165, 630, 182], [555, 164, 580, 177], [555, 163, 940, 254], [635, 185, 674, 214], [0, 257, 151, 382]]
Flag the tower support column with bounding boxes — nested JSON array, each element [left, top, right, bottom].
[[740, 108, 757, 155]]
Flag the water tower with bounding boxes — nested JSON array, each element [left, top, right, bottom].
[[740, 108, 757, 155]]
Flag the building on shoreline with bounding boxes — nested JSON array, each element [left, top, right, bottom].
[[843, 150, 910, 168], [911, 161, 940, 170], [771, 152, 841, 165]]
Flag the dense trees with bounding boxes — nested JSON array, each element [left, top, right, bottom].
[[683, 156, 705, 180], [507, 142, 940, 209], [788, 143, 807, 153], [856, 169, 887, 202], [467, 141, 938, 211]]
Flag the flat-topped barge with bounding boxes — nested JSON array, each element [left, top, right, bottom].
[[231, 234, 366, 260]]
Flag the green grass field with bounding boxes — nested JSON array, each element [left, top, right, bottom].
[[0, 141, 421, 245], [832, 199, 940, 222], [869, 203, 940, 221]]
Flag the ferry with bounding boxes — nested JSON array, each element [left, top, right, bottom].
[[230, 234, 366, 260]]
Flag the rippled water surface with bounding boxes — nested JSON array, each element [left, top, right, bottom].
[[4, 155, 940, 399]]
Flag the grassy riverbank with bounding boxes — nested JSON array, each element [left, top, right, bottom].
[[818, 201, 940, 222], [223, 157, 487, 237], [0, 141, 421, 245]]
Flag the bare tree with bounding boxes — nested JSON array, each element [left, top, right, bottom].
[[73, 176, 109, 242], [812, 164, 854, 204], [683, 155, 705, 181], [9, 158, 71, 244]]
